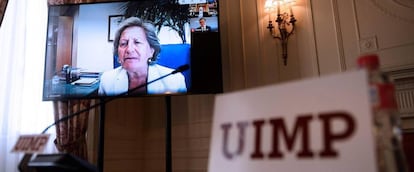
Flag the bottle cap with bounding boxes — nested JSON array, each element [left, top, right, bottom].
[[357, 54, 380, 70]]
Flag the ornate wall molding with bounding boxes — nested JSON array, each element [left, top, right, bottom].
[[331, 0, 347, 71], [369, 0, 414, 23], [393, 0, 414, 8]]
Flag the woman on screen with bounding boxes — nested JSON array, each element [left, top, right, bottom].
[[98, 17, 187, 96]]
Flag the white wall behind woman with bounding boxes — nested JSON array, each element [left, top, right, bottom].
[[74, 2, 124, 72]]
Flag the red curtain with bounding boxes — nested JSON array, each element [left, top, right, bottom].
[[53, 99, 91, 160]]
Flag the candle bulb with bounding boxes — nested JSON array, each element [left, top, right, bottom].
[[288, 0, 296, 16], [277, 1, 280, 15], [264, 0, 274, 21], [268, 13, 271, 22]]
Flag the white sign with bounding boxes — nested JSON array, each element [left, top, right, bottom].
[[208, 70, 377, 172], [11, 134, 50, 154]]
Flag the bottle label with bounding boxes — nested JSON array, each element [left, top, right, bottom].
[[370, 83, 398, 109]]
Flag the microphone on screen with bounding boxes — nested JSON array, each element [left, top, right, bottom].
[[172, 64, 190, 74]]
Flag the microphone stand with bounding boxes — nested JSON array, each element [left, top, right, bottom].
[[165, 95, 172, 172], [18, 64, 189, 172]]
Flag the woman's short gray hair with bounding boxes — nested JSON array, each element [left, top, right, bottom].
[[113, 17, 160, 64]]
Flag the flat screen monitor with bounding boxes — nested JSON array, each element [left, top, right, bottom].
[[42, 0, 222, 101]]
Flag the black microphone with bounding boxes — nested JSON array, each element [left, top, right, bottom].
[[20, 64, 190, 172], [172, 64, 189, 74]]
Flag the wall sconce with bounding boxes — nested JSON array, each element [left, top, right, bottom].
[[265, 0, 296, 65]]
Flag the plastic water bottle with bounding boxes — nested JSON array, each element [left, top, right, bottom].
[[357, 54, 409, 172]]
